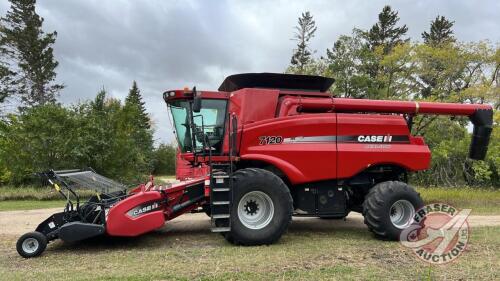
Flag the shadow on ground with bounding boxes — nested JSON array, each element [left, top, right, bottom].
[[45, 215, 375, 255]]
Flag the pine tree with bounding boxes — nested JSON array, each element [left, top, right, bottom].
[[290, 11, 317, 73], [0, 0, 63, 109], [123, 81, 154, 173], [0, 42, 16, 104], [422, 16, 455, 46], [0, 62, 15, 104], [124, 81, 150, 130], [364, 6, 408, 54]]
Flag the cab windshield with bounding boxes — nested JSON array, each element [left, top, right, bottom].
[[169, 99, 227, 154]]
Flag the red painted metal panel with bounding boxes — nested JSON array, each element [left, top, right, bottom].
[[240, 114, 337, 184], [106, 191, 165, 237]]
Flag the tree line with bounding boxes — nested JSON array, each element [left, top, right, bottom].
[[0, 0, 176, 185], [289, 7, 499, 187]]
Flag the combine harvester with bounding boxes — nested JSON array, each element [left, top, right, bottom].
[[17, 73, 493, 258]]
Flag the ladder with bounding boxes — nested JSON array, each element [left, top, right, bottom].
[[210, 170, 232, 232]]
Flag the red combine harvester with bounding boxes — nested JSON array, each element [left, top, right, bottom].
[[17, 73, 493, 257]]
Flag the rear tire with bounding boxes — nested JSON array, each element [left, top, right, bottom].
[[363, 181, 423, 240], [16, 231, 47, 258], [224, 168, 293, 245]]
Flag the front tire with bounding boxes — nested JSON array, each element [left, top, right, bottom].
[[16, 231, 47, 258], [363, 181, 423, 240], [225, 168, 293, 245]]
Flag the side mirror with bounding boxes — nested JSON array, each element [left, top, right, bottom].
[[192, 86, 201, 113]]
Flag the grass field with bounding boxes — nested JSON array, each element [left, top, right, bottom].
[[0, 200, 65, 211], [0, 175, 177, 202], [417, 187, 500, 214], [0, 184, 499, 280], [1, 185, 499, 214], [0, 224, 498, 280]]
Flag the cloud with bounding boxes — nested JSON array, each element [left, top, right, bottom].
[[2, 0, 498, 143]]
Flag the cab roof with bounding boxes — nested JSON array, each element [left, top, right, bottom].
[[218, 73, 334, 92]]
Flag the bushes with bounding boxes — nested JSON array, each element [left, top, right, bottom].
[[411, 114, 499, 188], [151, 144, 176, 176], [0, 89, 175, 185]]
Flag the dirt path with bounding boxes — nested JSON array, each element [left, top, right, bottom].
[[1, 208, 499, 236]]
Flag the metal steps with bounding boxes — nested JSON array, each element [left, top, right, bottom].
[[212, 201, 229, 205], [211, 227, 231, 233], [210, 170, 232, 233]]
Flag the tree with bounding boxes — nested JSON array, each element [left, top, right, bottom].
[[0, 53, 16, 104], [290, 11, 317, 73], [364, 5, 408, 55], [73, 88, 153, 182], [361, 6, 409, 96], [122, 81, 154, 175], [0, 104, 77, 183], [422, 16, 455, 46], [124, 81, 150, 130], [325, 32, 376, 98], [152, 144, 176, 175], [0, 0, 63, 109]]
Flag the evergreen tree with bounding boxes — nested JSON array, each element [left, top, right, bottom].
[[422, 15, 455, 46], [0, 45, 16, 104], [364, 5, 408, 55], [124, 81, 150, 130], [123, 81, 154, 173], [0, 0, 63, 109], [290, 11, 317, 73]]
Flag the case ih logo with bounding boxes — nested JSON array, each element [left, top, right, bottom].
[[127, 202, 161, 218], [399, 203, 471, 264], [357, 135, 393, 143]]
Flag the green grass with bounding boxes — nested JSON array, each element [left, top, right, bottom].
[[0, 175, 177, 202], [0, 200, 65, 211], [0, 185, 95, 201], [417, 187, 500, 214], [2, 185, 498, 214], [0, 224, 498, 280]]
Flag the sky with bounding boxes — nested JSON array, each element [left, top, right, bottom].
[[1, 0, 499, 144]]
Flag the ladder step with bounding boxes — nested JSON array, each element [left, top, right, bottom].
[[213, 188, 230, 192], [211, 227, 231, 233], [212, 201, 230, 205], [212, 214, 230, 219]]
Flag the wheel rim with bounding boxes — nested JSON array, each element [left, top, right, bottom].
[[237, 191, 274, 230], [389, 200, 415, 229], [22, 238, 39, 254]]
